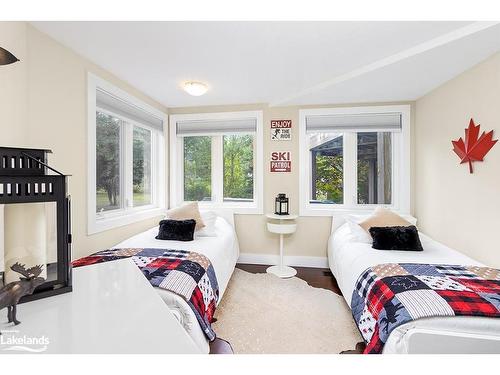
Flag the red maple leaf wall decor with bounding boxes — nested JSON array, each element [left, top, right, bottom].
[[452, 118, 498, 174]]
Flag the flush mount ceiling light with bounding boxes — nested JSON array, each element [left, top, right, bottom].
[[0, 46, 20, 65], [183, 81, 209, 96]]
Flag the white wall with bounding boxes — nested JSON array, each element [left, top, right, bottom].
[[415, 51, 500, 268]]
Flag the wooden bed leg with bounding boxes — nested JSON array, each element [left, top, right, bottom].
[[209, 338, 234, 354], [340, 341, 366, 354]]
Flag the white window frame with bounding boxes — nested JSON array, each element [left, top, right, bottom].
[[170, 111, 264, 214], [299, 105, 410, 217], [87, 73, 166, 235]]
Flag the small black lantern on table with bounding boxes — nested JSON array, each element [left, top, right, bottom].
[[274, 193, 289, 215]]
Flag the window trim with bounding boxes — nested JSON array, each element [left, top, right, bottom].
[[169, 111, 264, 214], [299, 105, 410, 217], [87, 73, 167, 235]]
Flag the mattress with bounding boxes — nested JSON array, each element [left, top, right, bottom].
[[328, 223, 500, 354], [113, 216, 239, 353]]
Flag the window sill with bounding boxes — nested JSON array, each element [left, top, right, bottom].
[[88, 207, 166, 235], [194, 202, 263, 215], [299, 205, 404, 217]]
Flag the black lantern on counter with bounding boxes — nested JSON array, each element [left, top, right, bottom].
[[0, 147, 72, 302], [274, 193, 289, 215]]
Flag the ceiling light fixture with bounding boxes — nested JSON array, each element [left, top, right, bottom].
[[0, 46, 20, 65], [183, 81, 208, 96]]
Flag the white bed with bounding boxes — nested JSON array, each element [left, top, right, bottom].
[[113, 211, 239, 353], [328, 219, 500, 354]]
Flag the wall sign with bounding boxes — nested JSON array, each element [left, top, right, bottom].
[[270, 151, 291, 172], [271, 119, 292, 141]]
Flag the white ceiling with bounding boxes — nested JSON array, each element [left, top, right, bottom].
[[31, 21, 500, 108]]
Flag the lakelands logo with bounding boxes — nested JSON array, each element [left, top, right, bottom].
[[0, 330, 49, 353]]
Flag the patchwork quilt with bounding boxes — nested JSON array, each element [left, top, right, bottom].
[[351, 263, 500, 354], [72, 248, 219, 341]]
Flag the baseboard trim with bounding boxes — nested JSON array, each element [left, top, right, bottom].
[[237, 253, 329, 268]]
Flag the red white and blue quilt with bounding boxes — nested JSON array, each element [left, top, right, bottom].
[[351, 263, 500, 354], [72, 248, 219, 341]]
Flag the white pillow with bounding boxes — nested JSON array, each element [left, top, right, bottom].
[[345, 216, 372, 244], [196, 211, 218, 237]]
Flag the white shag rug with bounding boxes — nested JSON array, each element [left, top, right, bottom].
[[212, 269, 362, 354]]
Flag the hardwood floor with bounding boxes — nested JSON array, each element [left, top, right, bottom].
[[236, 263, 343, 296]]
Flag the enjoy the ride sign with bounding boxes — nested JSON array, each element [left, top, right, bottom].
[[270, 119, 292, 141]]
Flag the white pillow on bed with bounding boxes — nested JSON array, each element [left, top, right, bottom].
[[196, 211, 218, 237], [346, 219, 373, 244]]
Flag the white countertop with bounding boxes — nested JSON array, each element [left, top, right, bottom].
[[0, 258, 200, 354]]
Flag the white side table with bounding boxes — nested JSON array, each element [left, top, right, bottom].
[[265, 213, 298, 278]]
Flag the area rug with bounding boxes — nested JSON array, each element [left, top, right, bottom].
[[212, 269, 362, 354]]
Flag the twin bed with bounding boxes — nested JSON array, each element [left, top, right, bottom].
[[328, 217, 500, 354], [113, 210, 239, 353]]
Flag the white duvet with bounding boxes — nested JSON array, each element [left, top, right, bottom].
[[329, 223, 500, 354], [113, 216, 239, 353]]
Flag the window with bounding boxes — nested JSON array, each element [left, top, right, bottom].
[[170, 111, 263, 214], [309, 133, 344, 204], [184, 136, 212, 202], [133, 126, 153, 207], [88, 74, 166, 234], [299, 106, 410, 216], [223, 134, 254, 202], [357, 132, 392, 205], [96, 111, 122, 212]]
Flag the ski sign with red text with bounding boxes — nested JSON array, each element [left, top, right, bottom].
[[270, 120, 292, 141], [270, 151, 291, 172]]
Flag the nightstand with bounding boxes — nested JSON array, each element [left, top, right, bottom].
[[265, 213, 298, 278]]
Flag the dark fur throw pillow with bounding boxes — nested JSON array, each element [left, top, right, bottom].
[[156, 219, 196, 241], [369, 225, 423, 251]]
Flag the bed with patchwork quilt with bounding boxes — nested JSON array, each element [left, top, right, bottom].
[[328, 221, 500, 354], [73, 247, 220, 341], [73, 215, 238, 353], [351, 263, 500, 354]]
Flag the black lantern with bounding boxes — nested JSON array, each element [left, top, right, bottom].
[[274, 193, 289, 215], [0, 147, 72, 302]]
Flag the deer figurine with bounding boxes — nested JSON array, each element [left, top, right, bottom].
[[0, 263, 45, 329]]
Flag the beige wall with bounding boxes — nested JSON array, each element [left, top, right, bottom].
[[1, 23, 169, 260], [25, 25, 170, 260], [415, 51, 500, 268], [170, 101, 415, 261], [0, 22, 28, 146]]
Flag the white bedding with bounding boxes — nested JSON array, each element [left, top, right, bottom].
[[328, 223, 500, 354], [113, 216, 239, 353]]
